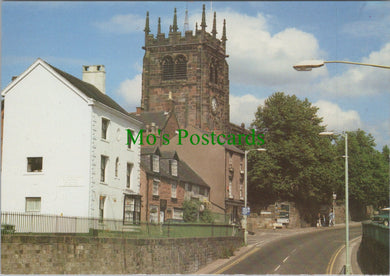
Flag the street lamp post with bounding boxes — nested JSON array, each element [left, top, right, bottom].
[[320, 131, 350, 274], [332, 192, 337, 225], [293, 60, 390, 71], [296, 59, 390, 275], [244, 148, 266, 245]]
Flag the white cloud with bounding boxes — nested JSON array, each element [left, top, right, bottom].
[[94, 14, 145, 34], [314, 100, 362, 131], [230, 94, 265, 127], [315, 43, 390, 97], [367, 119, 390, 148], [187, 10, 326, 88], [114, 74, 142, 111]]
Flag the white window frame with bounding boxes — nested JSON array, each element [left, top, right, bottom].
[[228, 178, 233, 199], [192, 184, 199, 195], [185, 183, 192, 192], [153, 179, 159, 196], [171, 182, 177, 198], [152, 154, 159, 173], [27, 157, 43, 173], [173, 208, 183, 220], [170, 159, 178, 176], [126, 163, 133, 188], [25, 197, 41, 213], [149, 205, 159, 223], [115, 157, 119, 178], [100, 155, 108, 183], [99, 196, 106, 222], [101, 118, 110, 140]]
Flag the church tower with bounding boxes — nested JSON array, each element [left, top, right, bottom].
[[141, 5, 230, 133]]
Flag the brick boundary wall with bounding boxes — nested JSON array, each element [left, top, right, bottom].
[[1, 235, 242, 274]]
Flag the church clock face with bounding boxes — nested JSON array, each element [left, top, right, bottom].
[[211, 97, 218, 114]]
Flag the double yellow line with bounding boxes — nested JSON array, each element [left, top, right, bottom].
[[326, 244, 345, 274], [326, 236, 361, 274]]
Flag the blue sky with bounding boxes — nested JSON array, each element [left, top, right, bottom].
[[1, 1, 389, 150]]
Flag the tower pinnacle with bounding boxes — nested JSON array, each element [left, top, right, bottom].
[[201, 4, 207, 31], [212, 12, 217, 38], [172, 8, 178, 32], [222, 19, 227, 47], [144, 11, 150, 35], [157, 17, 161, 35]]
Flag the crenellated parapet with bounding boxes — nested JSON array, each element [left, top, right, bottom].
[[143, 4, 227, 57]]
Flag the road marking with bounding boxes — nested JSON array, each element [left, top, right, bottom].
[[327, 244, 345, 274], [326, 236, 362, 274], [214, 246, 261, 274], [291, 248, 297, 254], [283, 256, 290, 263], [274, 265, 281, 272]]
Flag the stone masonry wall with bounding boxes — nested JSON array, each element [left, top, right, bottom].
[[1, 235, 242, 274]]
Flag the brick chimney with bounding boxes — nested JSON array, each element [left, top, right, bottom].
[[82, 65, 106, 94]]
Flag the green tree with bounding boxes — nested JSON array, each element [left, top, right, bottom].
[[183, 200, 214, 223], [333, 130, 389, 218], [248, 92, 338, 224]]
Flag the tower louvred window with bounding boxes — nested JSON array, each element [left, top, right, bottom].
[[162, 56, 174, 80], [175, 55, 187, 80], [161, 55, 187, 80]]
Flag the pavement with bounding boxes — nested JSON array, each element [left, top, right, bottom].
[[195, 222, 362, 274]]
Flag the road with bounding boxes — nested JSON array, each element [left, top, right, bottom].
[[221, 225, 362, 274]]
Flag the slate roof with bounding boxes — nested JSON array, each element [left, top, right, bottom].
[[48, 63, 129, 116], [141, 147, 209, 188], [129, 111, 170, 128]]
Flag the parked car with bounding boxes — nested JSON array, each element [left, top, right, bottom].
[[372, 207, 389, 226]]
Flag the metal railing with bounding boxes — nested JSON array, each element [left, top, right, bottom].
[[362, 221, 389, 248], [1, 212, 242, 239]]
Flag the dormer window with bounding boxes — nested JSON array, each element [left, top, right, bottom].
[[152, 154, 160, 173], [170, 159, 178, 176], [101, 118, 109, 140]]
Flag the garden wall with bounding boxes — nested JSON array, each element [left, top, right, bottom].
[[1, 235, 242, 274]]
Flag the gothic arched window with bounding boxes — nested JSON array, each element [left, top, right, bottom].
[[162, 56, 174, 80], [210, 61, 218, 84], [175, 55, 187, 80], [210, 62, 215, 83]]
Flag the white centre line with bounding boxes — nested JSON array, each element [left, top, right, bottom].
[[274, 265, 281, 272], [283, 256, 290, 263], [291, 248, 297, 254]]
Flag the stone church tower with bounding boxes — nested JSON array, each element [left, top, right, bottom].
[[141, 5, 230, 133]]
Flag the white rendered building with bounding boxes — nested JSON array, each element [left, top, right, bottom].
[[1, 59, 142, 224]]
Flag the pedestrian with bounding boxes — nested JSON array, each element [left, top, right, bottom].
[[329, 211, 334, 226], [317, 213, 321, 227], [322, 214, 326, 227]]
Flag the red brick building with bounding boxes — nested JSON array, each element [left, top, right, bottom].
[[140, 146, 209, 223], [162, 126, 245, 224]]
